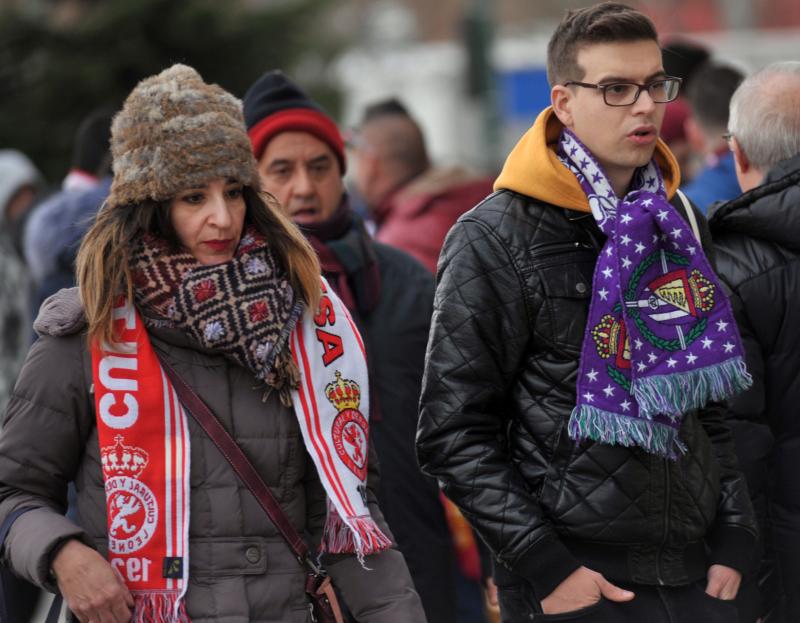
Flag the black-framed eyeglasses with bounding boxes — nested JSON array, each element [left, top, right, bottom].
[[563, 76, 683, 106]]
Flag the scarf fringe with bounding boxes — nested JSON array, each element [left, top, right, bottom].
[[321, 506, 392, 565], [632, 357, 752, 420], [569, 405, 687, 459], [132, 592, 191, 623]]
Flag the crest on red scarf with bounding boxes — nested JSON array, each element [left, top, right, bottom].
[[326, 371, 368, 481]]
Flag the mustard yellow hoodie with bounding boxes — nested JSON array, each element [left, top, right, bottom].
[[494, 107, 681, 213]]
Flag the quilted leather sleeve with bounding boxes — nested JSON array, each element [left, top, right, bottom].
[[692, 204, 758, 571], [417, 217, 580, 598]]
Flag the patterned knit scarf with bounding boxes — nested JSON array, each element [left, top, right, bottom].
[[558, 129, 751, 458], [131, 227, 303, 404]]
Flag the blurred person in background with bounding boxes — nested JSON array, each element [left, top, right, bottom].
[[0, 149, 44, 259], [0, 64, 424, 623], [351, 97, 496, 623], [243, 70, 454, 623], [0, 150, 42, 421], [660, 39, 711, 182], [418, 4, 758, 622], [24, 108, 114, 322], [349, 98, 493, 274], [709, 60, 800, 623], [682, 62, 745, 213]]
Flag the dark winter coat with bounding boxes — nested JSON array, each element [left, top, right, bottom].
[[318, 228, 456, 623], [417, 186, 758, 604], [0, 288, 425, 623], [709, 152, 800, 623]]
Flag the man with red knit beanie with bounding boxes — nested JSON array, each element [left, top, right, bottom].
[[243, 70, 456, 623]]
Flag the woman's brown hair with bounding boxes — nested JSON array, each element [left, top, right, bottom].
[[76, 187, 321, 346]]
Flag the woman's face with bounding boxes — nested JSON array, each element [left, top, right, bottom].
[[169, 177, 246, 265]]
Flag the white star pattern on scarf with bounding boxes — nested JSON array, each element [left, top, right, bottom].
[[657, 209, 668, 221], [670, 227, 683, 239], [723, 342, 735, 353], [622, 256, 632, 269], [583, 392, 595, 403], [620, 400, 632, 412], [686, 245, 697, 255], [642, 198, 654, 207], [603, 385, 615, 397], [602, 267, 614, 279], [637, 362, 647, 372], [635, 242, 646, 254], [598, 288, 609, 301], [587, 369, 599, 382], [634, 338, 643, 350], [716, 320, 729, 332], [621, 213, 632, 225], [702, 337, 714, 349], [620, 234, 632, 246], [667, 357, 678, 368], [686, 353, 698, 365], [648, 352, 658, 363]]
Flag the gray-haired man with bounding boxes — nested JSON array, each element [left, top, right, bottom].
[[709, 61, 800, 623]]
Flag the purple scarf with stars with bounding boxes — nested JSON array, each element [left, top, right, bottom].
[[559, 129, 751, 458]]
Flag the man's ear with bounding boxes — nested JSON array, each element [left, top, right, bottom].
[[730, 137, 750, 174], [551, 85, 574, 127], [683, 117, 706, 154]]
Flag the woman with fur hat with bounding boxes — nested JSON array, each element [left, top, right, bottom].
[[0, 64, 425, 623]]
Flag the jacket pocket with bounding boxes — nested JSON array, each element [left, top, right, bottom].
[[536, 253, 595, 354], [189, 536, 269, 578]]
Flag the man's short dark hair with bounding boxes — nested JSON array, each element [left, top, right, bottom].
[[360, 97, 412, 125], [686, 62, 744, 132], [547, 2, 659, 87]]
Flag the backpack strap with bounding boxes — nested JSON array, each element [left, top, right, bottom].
[[675, 189, 701, 242]]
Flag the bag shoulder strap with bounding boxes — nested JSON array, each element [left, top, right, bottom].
[[675, 189, 701, 242], [158, 357, 315, 571]]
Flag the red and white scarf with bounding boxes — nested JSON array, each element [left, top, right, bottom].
[[91, 279, 389, 621]]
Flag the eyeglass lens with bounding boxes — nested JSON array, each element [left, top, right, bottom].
[[604, 79, 680, 106]]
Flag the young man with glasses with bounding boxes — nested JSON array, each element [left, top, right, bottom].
[[417, 3, 757, 622]]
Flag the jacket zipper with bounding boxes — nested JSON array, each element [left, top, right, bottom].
[[530, 241, 595, 267], [656, 461, 671, 585]]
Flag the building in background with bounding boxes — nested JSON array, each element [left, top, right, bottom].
[[331, 0, 800, 174]]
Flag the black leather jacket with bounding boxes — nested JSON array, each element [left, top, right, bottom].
[[417, 189, 757, 600]]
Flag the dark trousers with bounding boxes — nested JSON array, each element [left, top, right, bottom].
[[498, 581, 743, 623]]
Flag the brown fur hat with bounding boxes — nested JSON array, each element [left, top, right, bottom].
[[107, 64, 260, 208]]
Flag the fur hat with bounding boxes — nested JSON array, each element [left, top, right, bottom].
[[108, 64, 260, 208], [243, 70, 346, 173]]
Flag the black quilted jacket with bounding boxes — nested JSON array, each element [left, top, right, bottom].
[[709, 152, 800, 623], [417, 189, 757, 600]]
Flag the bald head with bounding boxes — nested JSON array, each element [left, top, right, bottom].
[[352, 101, 430, 208], [729, 62, 800, 173]]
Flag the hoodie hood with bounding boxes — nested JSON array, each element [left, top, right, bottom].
[[709, 152, 800, 253], [494, 107, 680, 212]]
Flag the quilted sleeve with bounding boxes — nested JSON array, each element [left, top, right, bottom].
[[417, 217, 580, 600]]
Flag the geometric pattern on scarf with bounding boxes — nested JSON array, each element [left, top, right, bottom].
[[558, 129, 752, 458], [131, 226, 303, 383]]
